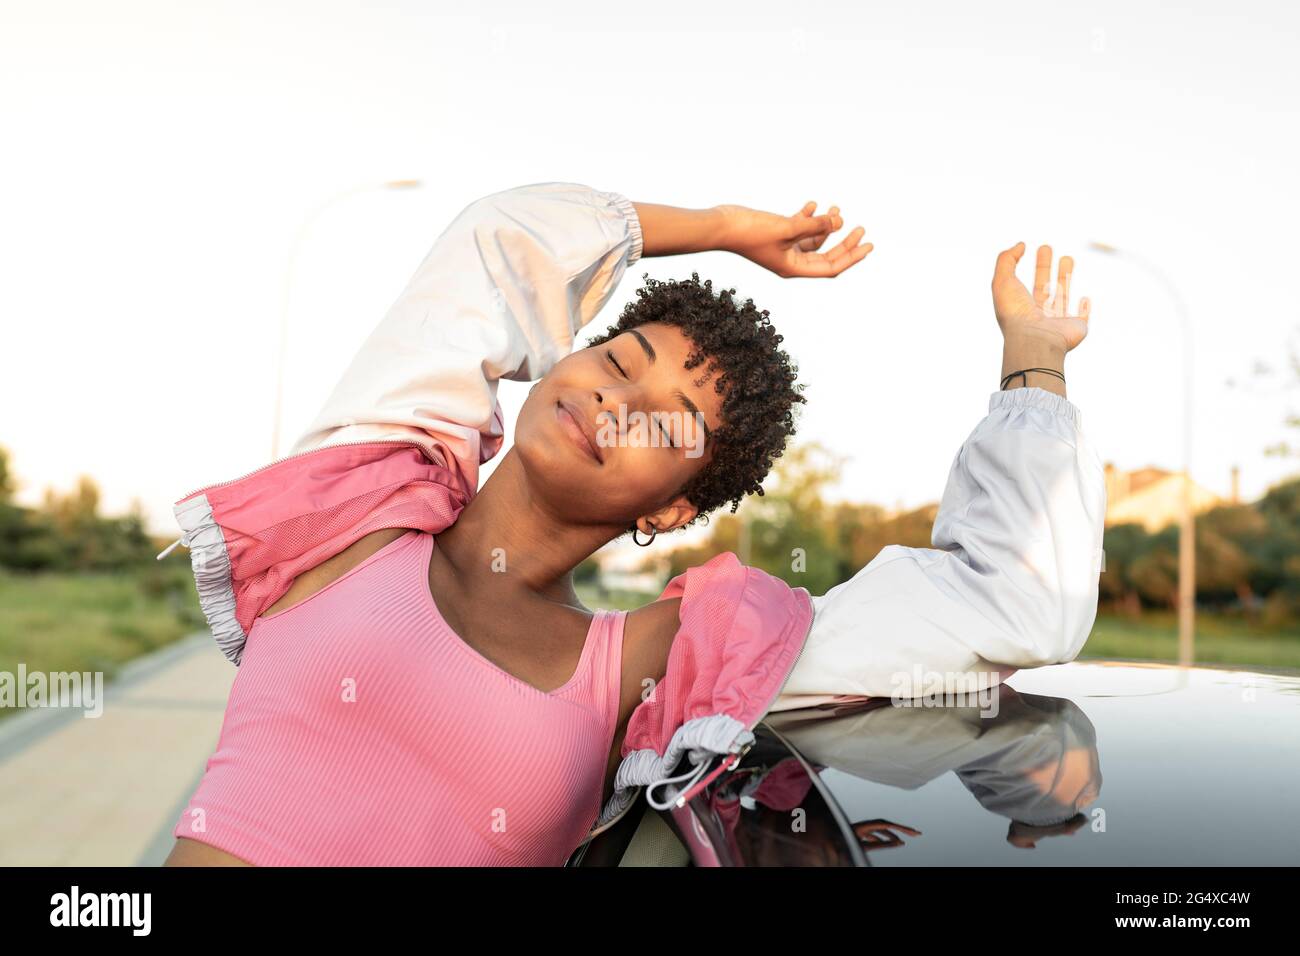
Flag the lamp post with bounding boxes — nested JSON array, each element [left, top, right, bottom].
[[270, 179, 423, 460], [1089, 241, 1195, 666]]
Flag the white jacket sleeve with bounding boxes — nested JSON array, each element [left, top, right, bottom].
[[289, 182, 644, 488], [777, 386, 1107, 701]]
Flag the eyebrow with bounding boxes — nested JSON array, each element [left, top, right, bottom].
[[625, 329, 712, 444], [629, 328, 656, 364]]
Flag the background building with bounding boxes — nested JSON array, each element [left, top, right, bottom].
[[1103, 463, 1234, 531]]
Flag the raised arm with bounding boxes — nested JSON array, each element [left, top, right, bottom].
[[634, 200, 872, 276], [292, 184, 872, 489], [777, 245, 1105, 702]]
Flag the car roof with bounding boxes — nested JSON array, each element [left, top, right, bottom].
[[756, 660, 1300, 866]]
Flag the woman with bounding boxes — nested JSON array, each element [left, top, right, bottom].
[[163, 182, 1102, 866]]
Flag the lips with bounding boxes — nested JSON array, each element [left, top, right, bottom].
[[556, 400, 604, 464]]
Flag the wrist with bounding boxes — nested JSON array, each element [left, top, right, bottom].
[[1002, 323, 1070, 351], [710, 205, 741, 253], [1000, 368, 1066, 394], [1002, 330, 1066, 371], [632, 203, 734, 257], [1001, 330, 1067, 396]]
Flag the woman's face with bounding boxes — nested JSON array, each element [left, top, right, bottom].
[[514, 321, 726, 532]]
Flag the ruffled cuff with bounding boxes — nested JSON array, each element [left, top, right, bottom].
[[601, 190, 644, 267], [987, 386, 1083, 430], [174, 493, 246, 666]]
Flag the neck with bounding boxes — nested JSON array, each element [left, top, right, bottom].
[[434, 448, 625, 606]]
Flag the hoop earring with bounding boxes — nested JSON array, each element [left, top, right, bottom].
[[632, 524, 657, 547]]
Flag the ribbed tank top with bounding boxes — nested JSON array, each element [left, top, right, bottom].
[[172, 529, 628, 866]]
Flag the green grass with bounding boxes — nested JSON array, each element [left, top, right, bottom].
[[1082, 611, 1300, 671], [0, 564, 204, 716]]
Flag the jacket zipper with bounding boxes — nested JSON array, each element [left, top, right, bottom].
[[158, 436, 433, 560]]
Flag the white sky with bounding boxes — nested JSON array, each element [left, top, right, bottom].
[[2, 0, 1298, 547]]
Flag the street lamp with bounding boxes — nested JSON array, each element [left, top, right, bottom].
[[1089, 241, 1195, 666], [270, 179, 423, 460]]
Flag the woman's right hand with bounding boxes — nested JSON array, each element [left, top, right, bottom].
[[992, 242, 1092, 352], [715, 201, 873, 278]]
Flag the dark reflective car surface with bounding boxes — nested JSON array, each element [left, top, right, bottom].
[[664, 721, 865, 866], [647, 661, 1300, 866]]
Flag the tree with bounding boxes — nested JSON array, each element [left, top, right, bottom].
[[1099, 523, 1148, 614], [1129, 544, 1179, 609], [664, 439, 943, 598], [0, 446, 15, 503]]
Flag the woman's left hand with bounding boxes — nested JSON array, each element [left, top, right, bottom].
[[992, 243, 1091, 352], [716, 202, 872, 278]]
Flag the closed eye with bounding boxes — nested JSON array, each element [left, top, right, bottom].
[[607, 347, 676, 448], [605, 349, 628, 378], [655, 414, 672, 445]]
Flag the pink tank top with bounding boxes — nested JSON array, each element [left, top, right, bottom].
[[172, 529, 628, 866]]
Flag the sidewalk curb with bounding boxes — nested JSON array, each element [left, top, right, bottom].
[[136, 759, 210, 867], [0, 632, 212, 764]]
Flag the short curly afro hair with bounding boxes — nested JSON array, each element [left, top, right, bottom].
[[583, 272, 807, 535]]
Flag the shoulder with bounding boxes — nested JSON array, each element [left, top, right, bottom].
[[606, 598, 682, 754], [615, 599, 681, 699], [623, 597, 682, 658]]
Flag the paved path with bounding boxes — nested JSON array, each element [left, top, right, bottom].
[[0, 633, 234, 866]]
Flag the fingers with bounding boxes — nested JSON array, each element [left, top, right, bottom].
[[790, 210, 840, 242], [1078, 296, 1091, 322], [792, 227, 872, 277], [774, 199, 871, 277], [824, 228, 871, 274], [1052, 255, 1074, 315], [995, 242, 1086, 322], [1033, 245, 1052, 305], [796, 205, 841, 252], [993, 241, 1026, 285]]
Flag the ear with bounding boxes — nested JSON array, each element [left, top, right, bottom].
[[639, 495, 699, 536]]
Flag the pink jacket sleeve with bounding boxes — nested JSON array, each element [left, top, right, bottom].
[[289, 182, 645, 490]]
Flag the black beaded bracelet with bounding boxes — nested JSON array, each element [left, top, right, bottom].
[[1000, 367, 1066, 390]]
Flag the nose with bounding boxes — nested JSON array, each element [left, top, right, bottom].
[[592, 381, 642, 426]]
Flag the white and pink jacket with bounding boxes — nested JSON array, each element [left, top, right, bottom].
[[159, 181, 1106, 836]]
